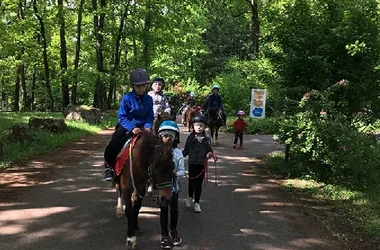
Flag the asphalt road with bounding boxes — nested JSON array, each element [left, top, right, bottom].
[[0, 124, 345, 250]]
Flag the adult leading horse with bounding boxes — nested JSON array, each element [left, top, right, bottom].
[[206, 107, 224, 146], [114, 131, 174, 249]]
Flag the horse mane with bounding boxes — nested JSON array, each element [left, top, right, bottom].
[[138, 131, 173, 173]]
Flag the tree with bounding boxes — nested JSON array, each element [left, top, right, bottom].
[[58, 0, 69, 109]]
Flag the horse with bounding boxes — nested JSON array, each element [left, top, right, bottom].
[[184, 106, 196, 132], [168, 94, 182, 120], [206, 107, 224, 146], [114, 131, 174, 249]]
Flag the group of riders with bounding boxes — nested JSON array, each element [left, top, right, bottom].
[[102, 68, 223, 248], [104, 69, 226, 181]]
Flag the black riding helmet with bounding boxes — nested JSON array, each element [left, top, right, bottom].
[[192, 114, 208, 126], [130, 68, 150, 85], [151, 76, 165, 86]]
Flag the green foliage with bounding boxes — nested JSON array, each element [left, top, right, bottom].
[[275, 80, 380, 189], [262, 0, 380, 108], [0, 112, 117, 169]]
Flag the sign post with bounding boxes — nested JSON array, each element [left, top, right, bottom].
[[249, 89, 266, 119], [1, 100, 6, 112]]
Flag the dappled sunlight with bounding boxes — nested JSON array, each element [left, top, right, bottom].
[[289, 238, 327, 248], [0, 207, 73, 222], [217, 154, 253, 163], [261, 201, 296, 207], [232, 228, 273, 238], [233, 188, 252, 192]]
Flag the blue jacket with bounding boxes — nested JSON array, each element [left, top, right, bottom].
[[205, 94, 224, 112], [118, 90, 154, 131]]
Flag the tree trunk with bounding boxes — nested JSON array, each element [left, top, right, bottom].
[[246, 0, 259, 57], [92, 0, 106, 111], [107, 3, 130, 110], [14, 59, 21, 112], [58, 0, 69, 110], [17, 0, 29, 111], [72, 0, 85, 105], [31, 66, 37, 111], [33, 0, 54, 111], [142, 0, 152, 70]]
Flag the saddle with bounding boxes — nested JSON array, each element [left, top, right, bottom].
[[114, 135, 140, 176]]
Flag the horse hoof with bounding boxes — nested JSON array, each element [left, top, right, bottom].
[[126, 236, 137, 249]]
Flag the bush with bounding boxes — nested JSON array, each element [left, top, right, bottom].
[[275, 80, 380, 189]]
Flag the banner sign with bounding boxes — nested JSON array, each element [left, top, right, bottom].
[[249, 89, 266, 119]]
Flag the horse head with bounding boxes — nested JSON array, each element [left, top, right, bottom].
[[208, 107, 221, 121], [149, 141, 175, 207]]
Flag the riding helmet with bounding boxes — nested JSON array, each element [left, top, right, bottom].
[[158, 120, 179, 133], [192, 114, 208, 126], [151, 76, 165, 86], [237, 110, 245, 116], [130, 68, 150, 85], [211, 85, 220, 90]]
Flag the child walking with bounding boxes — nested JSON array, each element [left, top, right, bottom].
[[231, 110, 247, 148], [182, 114, 217, 213], [157, 120, 184, 249]]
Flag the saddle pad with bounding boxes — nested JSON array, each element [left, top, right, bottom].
[[115, 135, 139, 176]]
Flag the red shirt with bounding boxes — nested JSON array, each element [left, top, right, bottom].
[[232, 118, 247, 132]]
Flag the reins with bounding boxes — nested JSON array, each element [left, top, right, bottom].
[[186, 153, 218, 187]]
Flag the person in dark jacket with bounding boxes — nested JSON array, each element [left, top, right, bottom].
[[103, 68, 154, 181], [203, 85, 226, 126], [182, 114, 217, 213]]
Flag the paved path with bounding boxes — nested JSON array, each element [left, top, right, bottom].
[[0, 124, 345, 250]]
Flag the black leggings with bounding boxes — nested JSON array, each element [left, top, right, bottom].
[[104, 125, 129, 167], [188, 164, 205, 203], [233, 131, 243, 145], [160, 192, 179, 236]]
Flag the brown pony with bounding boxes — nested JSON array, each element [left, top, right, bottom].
[[114, 131, 174, 249], [184, 107, 196, 132]]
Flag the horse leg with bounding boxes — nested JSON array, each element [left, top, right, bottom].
[[134, 197, 142, 236], [116, 187, 125, 219], [125, 196, 138, 249], [210, 127, 216, 146]]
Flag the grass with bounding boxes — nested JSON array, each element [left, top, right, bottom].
[[265, 151, 380, 244], [0, 112, 117, 169]]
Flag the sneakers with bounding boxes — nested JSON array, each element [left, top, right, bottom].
[[193, 203, 201, 213], [160, 236, 171, 249], [185, 197, 192, 208], [103, 165, 114, 181], [170, 230, 182, 246]]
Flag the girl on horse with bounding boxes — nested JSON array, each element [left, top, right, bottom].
[[148, 76, 171, 118], [157, 120, 184, 248], [103, 68, 154, 181], [182, 114, 217, 213]]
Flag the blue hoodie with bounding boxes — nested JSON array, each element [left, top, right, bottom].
[[118, 90, 154, 131]]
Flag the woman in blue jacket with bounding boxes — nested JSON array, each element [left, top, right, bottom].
[[103, 68, 154, 181]]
